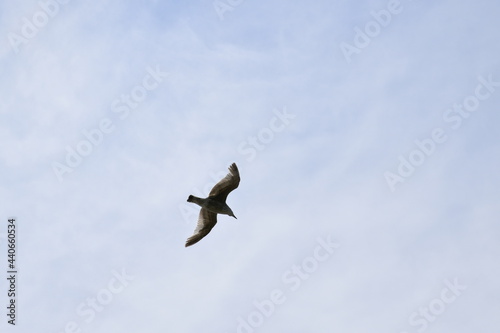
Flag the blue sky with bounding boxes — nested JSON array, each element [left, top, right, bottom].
[[1, 0, 499, 332]]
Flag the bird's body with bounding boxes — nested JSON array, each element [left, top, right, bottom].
[[187, 195, 236, 217], [185, 163, 240, 247]]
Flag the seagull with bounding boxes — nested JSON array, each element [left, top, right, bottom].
[[185, 163, 240, 247]]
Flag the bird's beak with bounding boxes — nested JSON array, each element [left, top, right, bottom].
[[233, 215, 237, 219]]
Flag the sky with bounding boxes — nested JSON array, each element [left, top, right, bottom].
[[0, 0, 499, 332]]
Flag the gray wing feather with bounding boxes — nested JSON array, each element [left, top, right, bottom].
[[208, 163, 240, 202], [185, 208, 217, 247]]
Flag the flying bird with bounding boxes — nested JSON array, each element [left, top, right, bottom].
[[185, 163, 240, 247]]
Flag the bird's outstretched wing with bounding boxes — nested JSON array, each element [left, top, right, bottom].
[[209, 163, 240, 202], [185, 208, 217, 247]]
